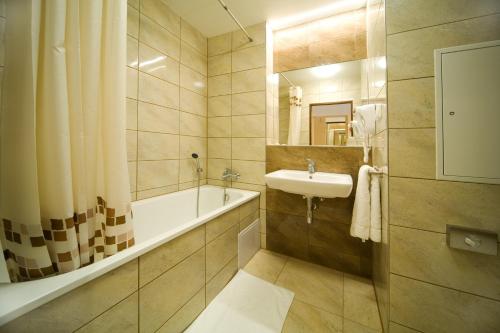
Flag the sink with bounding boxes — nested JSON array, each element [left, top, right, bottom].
[[264, 169, 353, 198]]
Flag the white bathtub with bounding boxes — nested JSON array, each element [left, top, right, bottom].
[[0, 185, 259, 325]]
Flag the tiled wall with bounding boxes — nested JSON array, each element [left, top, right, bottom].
[[266, 145, 372, 277], [386, 1, 500, 332], [126, 0, 208, 200], [206, 24, 268, 248], [365, 0, 389, 332], [1, 198, 260, 332], [273, 9, 367, 73]]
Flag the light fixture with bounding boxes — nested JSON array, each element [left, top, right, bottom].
[[311, 64, 341, 78], [269, 0, 367, 31]]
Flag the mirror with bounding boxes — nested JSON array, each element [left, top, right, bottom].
[[278, 59, 367, 146]]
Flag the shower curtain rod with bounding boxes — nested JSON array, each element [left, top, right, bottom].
[[217, 0, 253, 42], [280, 73, 295, 87]]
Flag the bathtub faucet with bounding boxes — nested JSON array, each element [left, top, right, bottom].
[[222, 168, 240, 181]]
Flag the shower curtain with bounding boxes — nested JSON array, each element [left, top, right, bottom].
[[287, 86, 302, 145], [0, 0, 134, 282]]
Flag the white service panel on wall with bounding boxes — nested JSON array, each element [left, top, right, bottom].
[[435, 40, 500, 184]]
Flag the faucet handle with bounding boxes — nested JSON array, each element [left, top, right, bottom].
[[306, 158, 315, 165]]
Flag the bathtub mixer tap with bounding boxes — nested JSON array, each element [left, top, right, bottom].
[[221, 168, 240, 204]]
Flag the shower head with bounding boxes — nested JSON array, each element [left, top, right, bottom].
[[191, 153, 199, 159]]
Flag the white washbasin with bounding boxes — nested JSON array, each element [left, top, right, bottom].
[[265, 169, 353, 198]]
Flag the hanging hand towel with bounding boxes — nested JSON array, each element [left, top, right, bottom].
[[350, 165, 373, 241], [369, 175, 381, 242]]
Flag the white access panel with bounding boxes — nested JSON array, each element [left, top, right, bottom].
[[435, 40, 500, 184]]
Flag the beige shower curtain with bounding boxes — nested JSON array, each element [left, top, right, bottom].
[[0, 0, 134, 282], [287, 86, 303, 145]]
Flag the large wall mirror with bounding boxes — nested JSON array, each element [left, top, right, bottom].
[[278, 59, 368, 146]]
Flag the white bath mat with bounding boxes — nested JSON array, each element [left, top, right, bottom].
[[186, 270, 294, 333]]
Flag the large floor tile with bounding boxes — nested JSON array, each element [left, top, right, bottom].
[[343, 319, 381, 333], [244, 249, 288, 283], [276, 258, 343, 315], [343, 274, 382, 331], [282, 300, 342, 333]]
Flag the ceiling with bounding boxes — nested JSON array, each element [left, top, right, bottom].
[[164, 0, 366, 37]]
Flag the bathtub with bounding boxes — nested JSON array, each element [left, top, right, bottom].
[[0, 185, 259, 325]]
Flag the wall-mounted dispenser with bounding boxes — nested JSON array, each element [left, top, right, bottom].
[[434, 40, 500, 184]]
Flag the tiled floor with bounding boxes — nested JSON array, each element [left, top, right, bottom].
[[243, 250, 382, 333]]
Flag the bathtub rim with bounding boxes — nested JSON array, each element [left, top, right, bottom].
[[0, 185, 260, 326]]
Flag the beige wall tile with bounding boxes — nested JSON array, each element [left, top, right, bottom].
[[388, 78, 434, 128], [389, 177, 500, 234], [231, 182, 266, 209], [140, 0, 180, 36], [138, 72, 179, 109], [180, 112, 207, 137], [139, 226, 205, 287], [232, 138, 265, 161], [138, 102, 179, 134], [232, 45, 266, 72], [208, 116, 231, 137], [127, 36, 138, 68], [208, 95, 231, 117], [2, 261, 138, 332], [128, 0, 139, 10], [386, 0, 500, 35], [208, 33, 231, 56], [126, 98, 138, 130], [180, 65, 207, 96], [181, 41, 207, 75], [207, 158, 231, 180], [137, 160, 179, 190], [180, 88, 207, 116], [179, 158, 207, 183], [206, 208, 240, 243], [232, 23, 266, 51], [208, 138, 231, 159], [390, 225, 500, 300], [181, 19, 207, 56], [231, 160, 265, 185], [231, 91, 266, 115], [127, 130, 137, 161], [156, 287, 205, 333], [387, 14, 500, 80], [76, 292, 138, 333], [140, 14, 180, 61], [127, 67, 138, 99], [206, 225, 238, 280], [137, 185, 179, 200], [208, 53, 231, 77], [239, 198, 259, 220], [232, 114, 266, 138], [128, 162, 137, 192], [180, 136, 207, 159], [208, 74, 231, 97], [239, 209, 259, 231], [390, 274, 500, 333], [388, 128, 435, 179], [139, 249, 205, 332], [206, 256, 238, 304], [232, 68, 266, 93], [138, 132, 179, 160], [139, 43, 179, 85], [127, 5, 139, 38]]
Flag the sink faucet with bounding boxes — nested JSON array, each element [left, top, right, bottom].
[[306, 159, 316, 177]]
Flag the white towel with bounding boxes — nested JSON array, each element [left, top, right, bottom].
[[350, 165, 381, 242], [369, 175, 381, 242]]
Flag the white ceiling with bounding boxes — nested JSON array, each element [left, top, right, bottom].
[[164, 0, 365, 37]]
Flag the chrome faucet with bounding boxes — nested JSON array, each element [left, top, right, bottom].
[[306, 158, 316, 177], [222, 168, 240, 181]]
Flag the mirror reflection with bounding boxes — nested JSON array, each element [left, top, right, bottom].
[[278, 59, 367, 146]]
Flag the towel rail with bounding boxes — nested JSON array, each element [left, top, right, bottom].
[[368, 166, 387, 175]]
